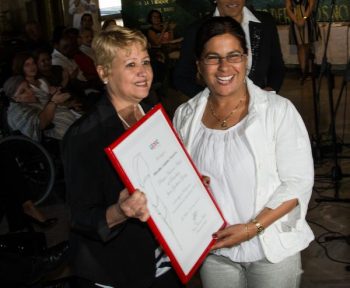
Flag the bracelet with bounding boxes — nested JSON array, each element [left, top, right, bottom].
[[251, 219, 265, 235], [244, 224, 250, 241]]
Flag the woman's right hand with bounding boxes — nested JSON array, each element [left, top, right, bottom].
[[118, 188, 150, 222], [211, 223, 252, 250]]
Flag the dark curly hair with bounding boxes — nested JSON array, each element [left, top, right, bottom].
[[195, 16, 248, 59]]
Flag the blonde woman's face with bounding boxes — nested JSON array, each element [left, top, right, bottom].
[[105, 43, 153, 105]]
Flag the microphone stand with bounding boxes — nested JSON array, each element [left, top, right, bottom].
[[314, 0, 350, 203]]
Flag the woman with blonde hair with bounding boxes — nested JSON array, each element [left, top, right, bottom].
[[62, 26, 183, 288]]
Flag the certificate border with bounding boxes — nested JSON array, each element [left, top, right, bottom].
[[105, 104, 226, 284]]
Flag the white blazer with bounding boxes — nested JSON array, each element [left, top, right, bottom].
[[173, 78, 314, 263]]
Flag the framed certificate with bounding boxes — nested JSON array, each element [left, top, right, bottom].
[[105, 104, 226, 283]]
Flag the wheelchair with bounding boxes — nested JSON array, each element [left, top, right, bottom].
[[0, 91, 56, 205]]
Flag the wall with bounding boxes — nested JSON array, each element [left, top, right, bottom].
[[247, 0, 350, 24]]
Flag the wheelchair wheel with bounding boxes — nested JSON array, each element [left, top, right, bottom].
[[0, 135, 55, 205]]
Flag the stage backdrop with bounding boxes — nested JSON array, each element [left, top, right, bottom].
[[121, 0, 214, 37], [121, 0, 349, 32], [247, 0, 350, 24], [120, 0, 350, 66]]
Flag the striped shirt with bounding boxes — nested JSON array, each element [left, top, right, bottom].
[[7, 79, 77, 141]]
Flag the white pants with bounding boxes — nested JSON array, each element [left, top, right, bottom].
[[200, 253, 302, 288]]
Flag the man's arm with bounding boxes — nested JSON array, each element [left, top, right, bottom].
[[265, 13, 285, 92]]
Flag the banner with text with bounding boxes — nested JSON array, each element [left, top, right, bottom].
[[121, 0, 349, 34]]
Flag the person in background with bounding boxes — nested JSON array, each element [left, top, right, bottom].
[[147, 9, 176, 49], [33, 48, 84, 115], [4, 74, 75, 142], [52, 28, 102, 108], [286, 0, 320, 84], [101, 19, 117, 31], [173, 0, 285, 98], [80, 13, 94, 31], [79, 28, 96, 63], [173, 17, 314, 288], [12, 51, 81, 113], [34, 48, 70, 89], [51, 32, 86, 83], [69, 0, 99, 31], [62, 26, 183, 288], [74, 29, 98, 80]]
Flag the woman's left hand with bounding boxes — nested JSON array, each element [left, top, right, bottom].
[[211, 223, 250, 250]]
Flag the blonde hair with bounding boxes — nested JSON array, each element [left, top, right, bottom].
[[92, 26, 148, 73]]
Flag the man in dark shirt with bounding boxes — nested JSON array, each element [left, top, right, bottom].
[[173, 0, 285, 97]]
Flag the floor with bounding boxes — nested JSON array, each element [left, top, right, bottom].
[[1, 68, 350, 287]]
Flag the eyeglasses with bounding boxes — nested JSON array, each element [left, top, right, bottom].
[[201, 52, 247, 65]]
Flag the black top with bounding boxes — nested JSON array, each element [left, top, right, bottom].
[[62, 96, 158, 287], [172, 9, 285, 97], [39, 65, 64, 87]]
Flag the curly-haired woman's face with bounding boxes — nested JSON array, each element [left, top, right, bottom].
[[197, 33, 247, 99]]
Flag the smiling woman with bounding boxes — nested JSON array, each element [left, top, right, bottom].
[[62, 26, 184, 287], [173, 16, 314, 288]]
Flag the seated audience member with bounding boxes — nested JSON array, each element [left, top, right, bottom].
[[12, 52, 82, 113], [172, 0, 285, 98], [79, 28, 96, 62], [52, 29, 102, 108], [3, 75, 76, 141], [51, 32, 87, 83], [33, 48, 70, 88], [74, 28, 100, 84], [33, 49, 84, 113]]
